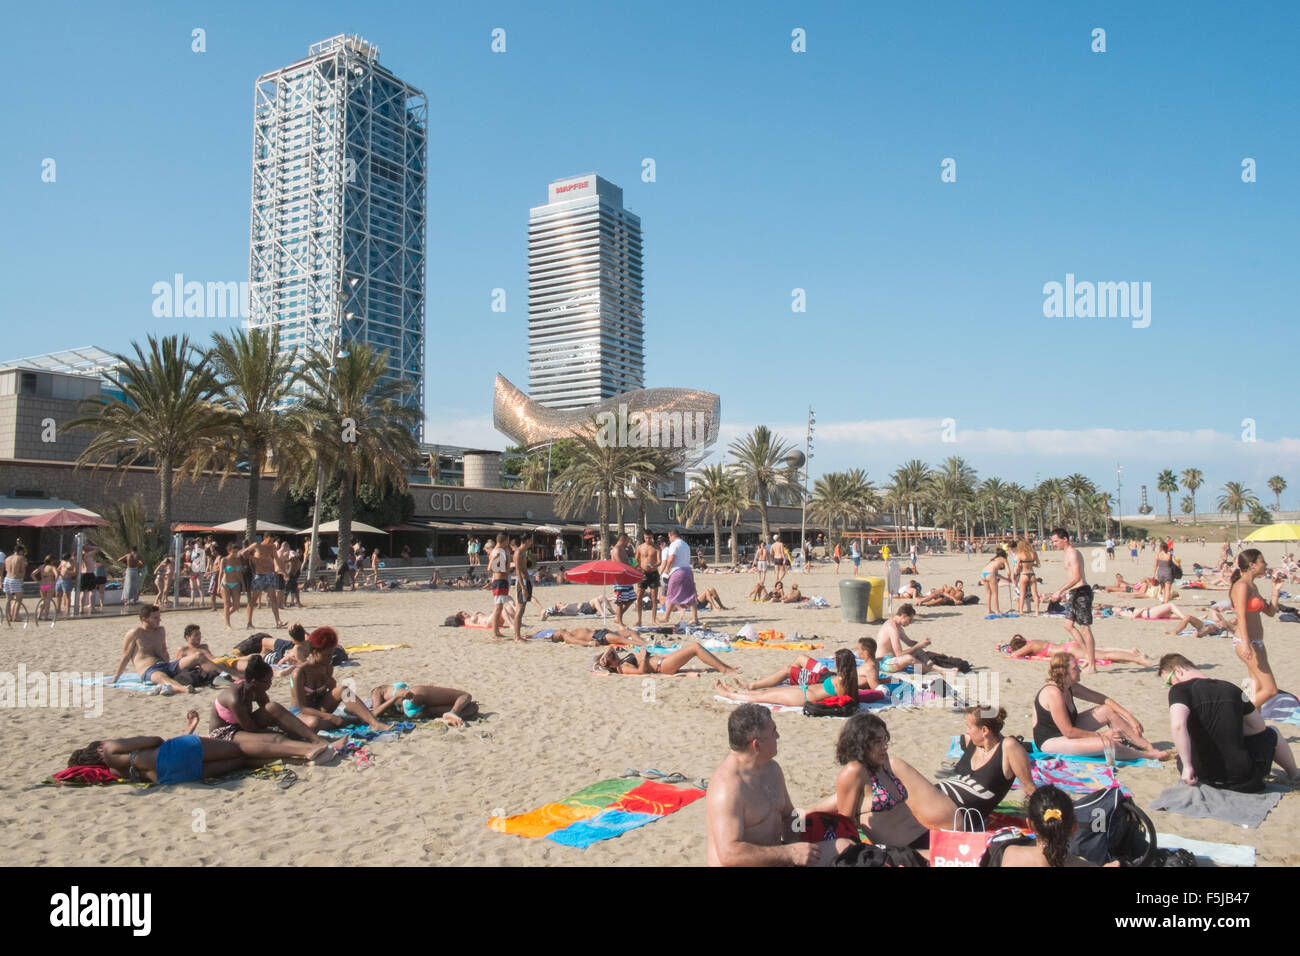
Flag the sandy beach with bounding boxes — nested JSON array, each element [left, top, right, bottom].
[[3, 541, 1295, 866]]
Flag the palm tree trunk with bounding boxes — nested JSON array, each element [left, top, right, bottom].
[[713, 517, 721, 565], [615, 493, 625, 540], [758, 481, 770, 543], [335, 470, 354, 590], [599, 483, 610, 560], [245, 439, 264, 541], [1166, 493, 1173, 524], [156, 459, 173, 553]]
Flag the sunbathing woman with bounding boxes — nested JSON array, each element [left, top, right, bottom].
[[444, 604, 518, 628], [208, 655, 323, 743], [1033, 652, 1172, 761], [1004, 634, 1153, 666], [287, 626, 391, 731], [698, 585, 729, 609], [1231, 548, 1282, 708], [368, 682, 478, 726], [541, 596, 613, 619], [538, 625, 648, 647], [896, 580, 923, 600], [816, 711, 957, 853], [69, 711, 336, 784], [598, 641, 739, 676], [1166, 607, 1235, 638], [934, 706, 1036, 820], [1110, 601, 1182, 620], [714, 648, 856, 705], [981, 550, 1010, 614], [747, 581, 768, 602], [1104, 573, 1144, 594]]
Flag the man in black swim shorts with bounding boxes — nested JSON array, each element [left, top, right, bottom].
[[1048, 528, 1097, 673]]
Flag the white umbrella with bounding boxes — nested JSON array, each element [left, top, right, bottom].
[[212, 519, 300, 534], [300, 519, 386, 536]]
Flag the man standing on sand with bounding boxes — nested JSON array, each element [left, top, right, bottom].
[[240, 533, 286, 630], [661, 529, 700, 626], [706, 704, 847, 866], [1047, 527, 1096, 673], [511, 532, 534, 642], [111, 604, 196, 695], [77, 542, 100, 614], [4, 544, 28, 623], [488, 536, 510, 638], [634, 530, 662, 627], [770, 535, 789, 585], [119, 547, 145, 608]]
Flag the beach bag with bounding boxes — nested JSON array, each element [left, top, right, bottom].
[[799, 812, 860, 843], [930, 808, 989, 867], [833, 843, 927, 867], [803, 695, 859, 718], [1171, 558, 1183, 580], [978, 827, 1035, 867], [1068, 786, 1156, 867]]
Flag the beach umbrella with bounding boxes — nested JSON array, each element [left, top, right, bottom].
[[301, 519, 386, 536], [562, 559, 641, 625], [211, 519, 300, 535], [1244, 524, 1300, 542], [21, 509, 109, 559]]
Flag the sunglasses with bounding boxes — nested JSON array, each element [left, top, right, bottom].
[[1163, 671, 1174, 687]]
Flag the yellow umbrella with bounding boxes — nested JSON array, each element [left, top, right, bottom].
[[1244, 524, 1300, 542]]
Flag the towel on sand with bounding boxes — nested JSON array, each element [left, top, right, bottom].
[[489, 777, 704, 848], [344, 643, 410, 654], [1021, 758, 1128, 796], [1148, 782, 1283, 829], [1155, 832, 1256, 867], [734, 639, 823, 651]]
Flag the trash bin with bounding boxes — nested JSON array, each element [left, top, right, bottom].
[[840, 578, 871, 624], [864, 576, 885, 622]]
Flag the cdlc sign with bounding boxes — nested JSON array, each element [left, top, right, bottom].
[[430, 492, 472, 513]]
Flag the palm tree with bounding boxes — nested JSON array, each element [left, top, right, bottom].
[[936, 456, 978, 540], [684, 464, 737, 564], [68, 334, 226, 552], [205, 328, 302, 540], [727, 426, 799, 543], [1180, 468, 1203, 526], [843, 468, 880, 534], [1217, 482, 1260, 542], [1003, 483, 1028, 539], [978, 477, 1007, 536], [518, 456, 548, 490], [291, 345, 420, 581], [890, 460, 934, 535], [1268, 475, 1287, 512], [1063, 473, 1096, 543], [1180, 495, 1194, 516], [1038, 478, 1066, 530], [809, 472, 853, 544], [1156, 470, 1178, 524]]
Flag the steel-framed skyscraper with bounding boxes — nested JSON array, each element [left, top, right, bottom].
[[248, 34, 427, 436], [528, 174, 643, 410]]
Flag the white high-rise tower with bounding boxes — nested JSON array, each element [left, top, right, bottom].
[[528, 174, 643, 410]]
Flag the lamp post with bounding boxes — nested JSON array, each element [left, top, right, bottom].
[[798, 406, 814, 572]]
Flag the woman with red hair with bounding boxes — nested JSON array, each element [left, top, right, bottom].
[[288, 627, 390, 731]]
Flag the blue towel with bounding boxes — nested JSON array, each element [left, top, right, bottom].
[[81, 673, 156, 692], [1026, 743, 1160, 769], [546, 808, 658, 848]]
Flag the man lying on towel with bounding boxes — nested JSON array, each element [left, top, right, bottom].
[[706, 704, 854, 866], [1159, 653, 1300, 791]]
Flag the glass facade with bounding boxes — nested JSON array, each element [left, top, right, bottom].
[[528, 175, 644, 410], [248, 34, 427, 437]]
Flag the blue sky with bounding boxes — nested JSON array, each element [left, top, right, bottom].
[[3, 1, 1297, 510]]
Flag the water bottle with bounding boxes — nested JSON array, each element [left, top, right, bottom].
[[1103, 737, 1116, 767]]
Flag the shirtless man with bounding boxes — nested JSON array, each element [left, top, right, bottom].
[[172, 622, 244, 680], [634, 530, 662, 627], [281, 540, 304, 608], [3, 544, 28, 624], [706, 704, 846, 866], [240, 533, 285, 630], [1047, 528, 1096, 674], [77, 543, 100, 614], [55, 553, 77, 615], [780, 583, 804, 604], [770, 536, 789, 585], [875, 604, 950, 676], [111, 604, 198, 694], [511, 532, 534, 642], [487, 536, 511, 638]]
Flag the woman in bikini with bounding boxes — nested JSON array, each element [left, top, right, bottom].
[[368, 681, 478, 725], [818, 711, 955, 854], [1015, 540, 1039, 616], [1004, 634, 1153, 666], [1153, 542, 1175, 604], [220, 542, 243, 629], [714, 648, 855, 705], [31, 555, 57, 622], [539, 625, 648, 647], [207, 655, 323, 743], [1231, 548, 1281, 708], [981, 549, 1009, 614], [287, 626, 390, 731], [598, 641, 739, 676], [1033, 652, 1172, 761], [69, 709, 337, 784]]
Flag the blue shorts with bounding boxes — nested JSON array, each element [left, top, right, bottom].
[[142, 660, 181, 684], [56, 579, 74, 593], [251, 573, 277, 592], [155, 735, 204, 785]]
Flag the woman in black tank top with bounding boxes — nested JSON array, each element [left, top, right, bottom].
[[937, 706, 1037, 818], [1033, 653, 1172, 761]]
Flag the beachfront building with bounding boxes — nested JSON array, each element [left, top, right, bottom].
[[528, 174, 644, 410], [247, 34, 428, 438]]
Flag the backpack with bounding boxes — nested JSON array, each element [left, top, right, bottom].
[[803, 695, 859, 718], [978, 828, 1036, 867], [1068, 786, 1157, 867], [925, 652, 971, 673], [833, 843, 927, 867]]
